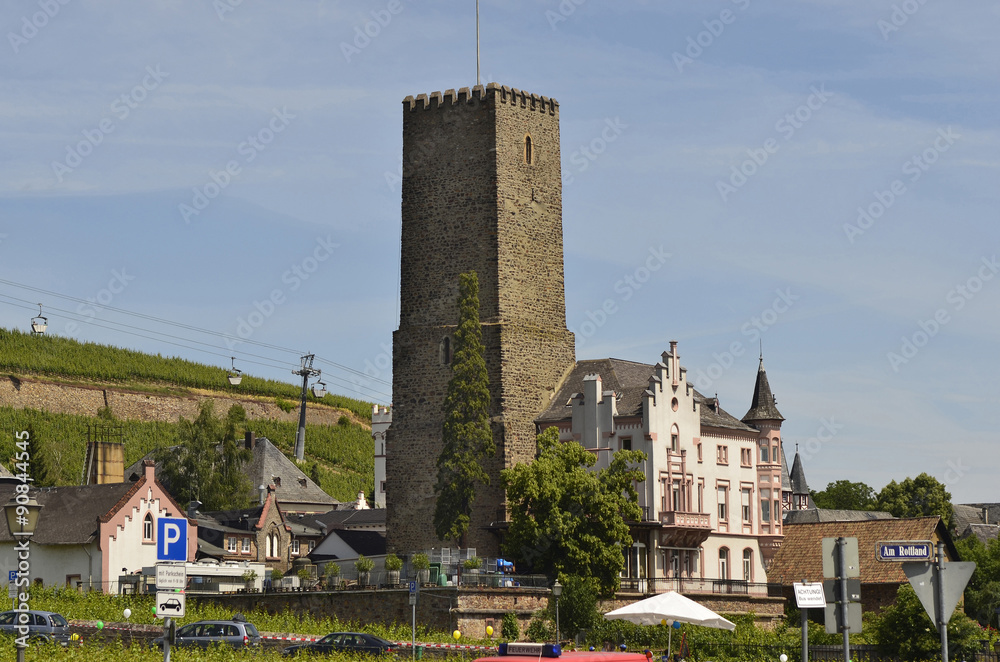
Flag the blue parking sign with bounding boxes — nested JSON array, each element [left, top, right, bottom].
[[8, 571, 15, 581], [157, 517, 188, 561]]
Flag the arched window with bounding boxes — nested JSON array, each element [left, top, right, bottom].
[[524, 135, 533, 164], [719, 548, 730, 579], [743, 549, 753, 581], [143, 513, 154, 541], [670, 424, 679, 452], [265, 535, 272, 558]]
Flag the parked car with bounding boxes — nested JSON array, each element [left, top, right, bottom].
[[151, 616, 262, 650], [0, 610, 72, 645], [282, 632, 398, 657]]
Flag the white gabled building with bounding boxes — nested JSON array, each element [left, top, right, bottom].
[[537, 341, 797, 588]]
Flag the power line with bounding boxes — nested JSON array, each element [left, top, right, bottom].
[[0, 277, 393, 387], [0, 296, 392, 403]]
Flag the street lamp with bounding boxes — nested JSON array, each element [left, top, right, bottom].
[[552, 580, 563, 645], [4, 495, 43, 662]]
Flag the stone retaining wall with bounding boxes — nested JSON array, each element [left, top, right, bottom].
[[0, 374, 360, 427]]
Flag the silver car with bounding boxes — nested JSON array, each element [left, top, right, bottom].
[[153, 617, 262, 650], [0, 610, 72, 644]]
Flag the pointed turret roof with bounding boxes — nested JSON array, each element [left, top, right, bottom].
[[789, 448, 810, 496], [742, 356, 784, 423]]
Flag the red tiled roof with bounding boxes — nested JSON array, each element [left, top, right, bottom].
[[767, 516, 955, 585]]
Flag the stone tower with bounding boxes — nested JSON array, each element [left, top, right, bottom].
[[386, 83, 576, 556]]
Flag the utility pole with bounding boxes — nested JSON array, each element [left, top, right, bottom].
[[292, 354, 321, 461]]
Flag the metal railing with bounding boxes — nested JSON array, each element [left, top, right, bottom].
[[618, 577, 782, 597]]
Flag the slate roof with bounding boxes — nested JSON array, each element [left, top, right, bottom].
[[789, 451, 810, 495], [312, 508, 386, 530], [246, 437, 337, 509], [953, 504, 1000, 542], [742, 358, 784, 422], [767, 516, 955, 585], [784, 509, 894, 524], [536, 358, 756, 432], [309, 529, 387, 561]]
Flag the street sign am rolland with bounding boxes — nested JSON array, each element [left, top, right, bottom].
[[877, 540, 933, 562]]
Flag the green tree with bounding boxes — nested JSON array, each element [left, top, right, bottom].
[[433, 271, 495, 545], [154, 401, 252, 511], [956, 535, 1000, 627], [811, 480, 877, 511], [552, 574, 601, 639], [870, 583, 983, 661], [876, 473, 953, 528], [502, 427, 645, 596], [26, 425, 60, 487]]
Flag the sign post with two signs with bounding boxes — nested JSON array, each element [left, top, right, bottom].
[[156, 517, 189, 662]]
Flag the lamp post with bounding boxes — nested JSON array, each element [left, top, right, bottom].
[[4, 496, 43, 662], [552, 580, 562, 645]]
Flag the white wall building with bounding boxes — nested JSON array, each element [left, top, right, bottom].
[[372, 406, 391, 508], [537, 341, 797, 588]]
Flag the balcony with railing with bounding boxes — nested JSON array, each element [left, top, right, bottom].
[[618, 576, 783, 598], [657, 510, 713, 548]]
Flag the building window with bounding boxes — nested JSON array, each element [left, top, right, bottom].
[[760, 488, 771, 522], [672, 480, 682, 511], [227, 537, 238, 552], [741, 488, 752, 523], [743, 549, 753, 582], [143, 513, 154, 541], [759, 441, 769, 463], [621, 437, 631, 451], [440, 336, 451, 365], [670, 425, 679, 452], [772, 439, 780, 463], [696, 442, 703, 462], [242, 538, 251, 554], [308, 540, 315, 552], [291, 540, 300, 555], [719, 548, 730, 579], [717, 486, 728, 521], [716, 445, 728, 464], [697, 480, 704, 513], [524, 135, 533, 164]]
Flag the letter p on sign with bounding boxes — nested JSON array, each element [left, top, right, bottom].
[[157, 517, 188, 561]]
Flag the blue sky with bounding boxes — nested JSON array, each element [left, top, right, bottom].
[[1, 1, 997, 503]]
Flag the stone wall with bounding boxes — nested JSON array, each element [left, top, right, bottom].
[[0, 374, 356, 427], [193, 586, 550, 638], [387, 83, 576, 558]]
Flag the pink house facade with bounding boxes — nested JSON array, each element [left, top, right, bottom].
[[537, 342, 798, 590]]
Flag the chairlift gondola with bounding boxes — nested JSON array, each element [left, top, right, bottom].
[[227, 357, 242, 386], [311, 380, 327, 399], [30, 303, 47, 335]]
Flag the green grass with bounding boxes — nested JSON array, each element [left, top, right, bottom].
[[0, 328, 374, 421], [0, 407, 373, 502]]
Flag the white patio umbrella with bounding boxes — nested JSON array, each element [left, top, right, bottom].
[[603, 591, 736, 630], [604, 591, 735, 660]]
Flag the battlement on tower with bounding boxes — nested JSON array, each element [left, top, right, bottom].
[[403, 82, 559, 115]]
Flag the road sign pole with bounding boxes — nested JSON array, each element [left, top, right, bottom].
[[801, 603, 809, 662], [163, 616, 171, 662], [937, 542, 948, 662], [837, 537, 849, 662]]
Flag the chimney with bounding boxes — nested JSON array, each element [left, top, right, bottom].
[[258, 484, 266, 505], [983, 507, 989, 525], [143, 459, 155, 483], [669, 340, 679, 386], [187, 500, 202, 519], [245, 431, 256, 450]]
